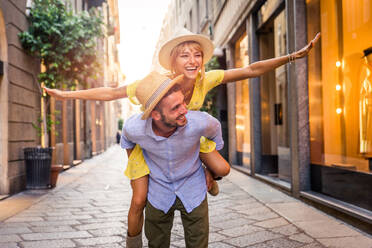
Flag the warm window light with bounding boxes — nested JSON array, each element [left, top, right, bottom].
[[336, 84, 341, 91], [336, 61, 341, 67], [336, 108, 342, 114]]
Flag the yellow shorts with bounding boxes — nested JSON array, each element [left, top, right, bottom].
[[124, 136, 216, 180]]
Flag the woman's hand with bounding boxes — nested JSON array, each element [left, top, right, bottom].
[[43, 86, 65, 100], [204, 167, 213, 191], [293, 32, 321, 59]]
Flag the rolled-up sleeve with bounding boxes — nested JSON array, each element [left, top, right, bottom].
[[201, 112, 224, 150], [120, 126, 135, 149]]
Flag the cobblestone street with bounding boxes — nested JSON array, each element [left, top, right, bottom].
[[0, 145, 371, 248]]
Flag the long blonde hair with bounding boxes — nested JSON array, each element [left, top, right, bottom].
[[169, 41, 205, 81]]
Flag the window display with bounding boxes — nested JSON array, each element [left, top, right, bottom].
[[308, 0, 372, 173]]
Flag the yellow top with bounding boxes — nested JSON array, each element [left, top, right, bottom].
[[126, 70, 225, 110], [124, 70, 225, 180]]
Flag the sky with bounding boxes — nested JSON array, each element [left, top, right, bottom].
[[117, 0, 171, 85]]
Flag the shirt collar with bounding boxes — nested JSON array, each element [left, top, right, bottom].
[[145, 116, 187, 141]]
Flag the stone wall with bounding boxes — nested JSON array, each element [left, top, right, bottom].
[[0, 0, 41, 194]]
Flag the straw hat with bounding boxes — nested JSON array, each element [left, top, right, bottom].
[[158, 28, 214, 70], [136, 71, 184, 120]]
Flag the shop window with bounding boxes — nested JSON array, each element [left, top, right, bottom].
[[257, 8, 290, 183], [308, 0, 372, 174], [307, 0, 372, 211], [235, 32, 251, 168]]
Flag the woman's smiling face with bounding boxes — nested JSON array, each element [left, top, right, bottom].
[[172, 42, 203, 80]]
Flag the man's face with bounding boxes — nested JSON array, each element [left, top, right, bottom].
[[157, 90, 188, 128]]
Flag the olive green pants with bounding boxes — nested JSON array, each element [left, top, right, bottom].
[[145, 196, 209, 248]]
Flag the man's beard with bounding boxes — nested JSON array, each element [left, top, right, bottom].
[[160, 111, 187, 128]]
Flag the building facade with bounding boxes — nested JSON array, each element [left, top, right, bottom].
[[0, 0, 122, 196], [154, 0, 372, 229]]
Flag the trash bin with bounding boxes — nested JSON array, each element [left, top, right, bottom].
[[24, 147, 53, 189]]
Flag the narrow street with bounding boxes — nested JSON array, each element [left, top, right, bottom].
[[0, 145, 371, 248]]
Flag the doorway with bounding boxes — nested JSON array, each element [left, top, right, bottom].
[[257, 9, 291, 184], [0, 9, 8, 194]]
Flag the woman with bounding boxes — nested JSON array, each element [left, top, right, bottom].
[[44, 29, 320, 247]]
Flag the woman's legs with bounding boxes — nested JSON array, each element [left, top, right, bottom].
[[128, 175, 148, 237], [199, 149, 230, 178], [200, 150, 230, 196]]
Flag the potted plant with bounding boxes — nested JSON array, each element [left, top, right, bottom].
[[19, 0, 104, 189]]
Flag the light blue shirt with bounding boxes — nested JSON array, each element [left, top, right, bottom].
[[120, 111, 223, 213]]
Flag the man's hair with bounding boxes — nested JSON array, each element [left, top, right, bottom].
[[154, 83, 182, 111]]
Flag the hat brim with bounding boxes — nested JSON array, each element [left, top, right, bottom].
[[141, 75, 184, 120], [159, 34, 214, 70]]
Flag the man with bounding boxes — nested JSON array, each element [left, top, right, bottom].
[[120, 71, 224, 247]]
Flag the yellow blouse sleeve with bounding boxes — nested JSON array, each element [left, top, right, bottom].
[[126, 80, 141, 105], [204, 70, 225, 93]]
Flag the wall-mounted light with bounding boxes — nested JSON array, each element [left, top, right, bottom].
[[336, 61, 341, 67], [336, 108, 342, 114], [336, 84, 342, 91]]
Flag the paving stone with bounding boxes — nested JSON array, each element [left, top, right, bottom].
[[300, 243, 325, 248], [289, 233, 314, 243], [26, 220, 80, 227], [210, 212, 250, 223], [294, 221, 362, 238], [73, 236, 123, 246], [246, 237, 303, 248], [254, 217, 289, 228], [5, 216, 44, 223], [88, 226, 126, 237], [0, 243, 20, 248], [218, 225, 265, 237], [21, 231, 92, 240], [317, 236, 372, 248], [248, 211, 280, 221], [209, 232, 227, 243], [0, 227, 32, 235], [20, 239, 76, 248], [45, 211, 74, 217], [212, 217, 255, 229], [92, 212, 127, 219], [0, 222, 30, 228], [271, 224, 300, 236], [1, 145, 369, 248], [79, 217, 126, 224], [0, 234, 21, 242], [237, 206, 273, 216], [78, 244, 123, 248], [30, 226, 76, 233], [224, 230, 282, 247], [45, 214, 93, 221], [100, 207, 128, 213], [228, 201, 263, 211], [75, 222, 125, 231], [267, 202, 329, 222], [207, 242, 236, 248]]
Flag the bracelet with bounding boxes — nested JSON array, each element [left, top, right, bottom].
[[288, 53, 295, 64]]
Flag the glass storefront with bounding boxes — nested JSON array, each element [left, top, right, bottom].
[[257, 4, 290, 184], [307, 0, 372, 211], [235, 32, 251, 169], [308, 0, 372, 173]]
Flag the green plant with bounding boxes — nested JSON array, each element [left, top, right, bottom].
[[19, 0, 104, 90], [200, 56, 220, 117], [32, 111, 61, 137], [18, 0, 105, 147]]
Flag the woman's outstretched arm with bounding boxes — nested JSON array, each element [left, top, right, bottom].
[[221, 32, 320, 83], [43, 85, 128, 101]]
